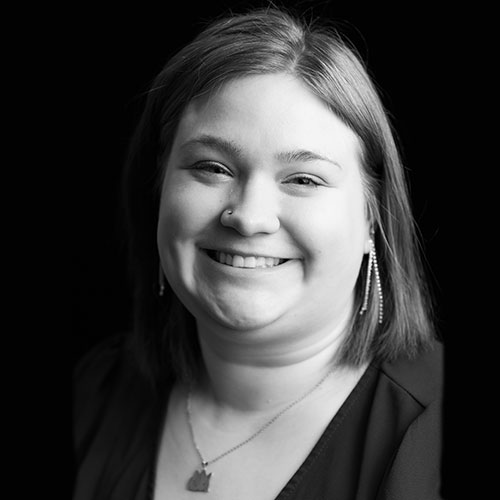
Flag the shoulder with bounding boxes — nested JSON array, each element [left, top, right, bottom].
[[73, 334, 127, 400], [378, 339, 444, 408], [73, 333, 156, 450], [374, 341, 445, 499], [74, 334, 124, 375], [72, 335, 166, 498], [73, 334, 126, 433], [73, 332, 158, 410]]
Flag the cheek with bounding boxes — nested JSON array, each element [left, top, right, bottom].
[[158, 176, 211, 242], [157, 175, 228, 276], [291, 191, 368, 281], [157, 189, 187, 254], [157, 183, 207, 295]]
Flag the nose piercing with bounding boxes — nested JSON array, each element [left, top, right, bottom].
[[221, 208, 234, 226], [221, 209, 233, 224]]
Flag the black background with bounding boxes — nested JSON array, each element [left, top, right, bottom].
[[68, 1, 481, 497]]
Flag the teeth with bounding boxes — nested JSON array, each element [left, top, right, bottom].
[[232, 255, 244, 267], [215, 251, 285, 268], [255, 256, 266, 267]]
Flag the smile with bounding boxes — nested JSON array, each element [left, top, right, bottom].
[[205, 250, 289, 268]]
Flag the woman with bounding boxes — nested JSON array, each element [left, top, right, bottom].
[[73, 7, 443, 500]]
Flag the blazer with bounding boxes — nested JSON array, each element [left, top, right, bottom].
[[369, 344, 444, 500], [73, 335, 444, 499]]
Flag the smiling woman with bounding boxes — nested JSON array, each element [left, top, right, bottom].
[[73, 6, 444, 500]]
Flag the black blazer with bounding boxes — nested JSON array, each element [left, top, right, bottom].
[[370, 344, 443, 499], [73, 336, 444, 499]]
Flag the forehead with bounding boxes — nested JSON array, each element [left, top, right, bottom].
[[171, 73, 362, 164]]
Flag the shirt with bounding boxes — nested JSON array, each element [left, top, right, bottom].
[[73, 334, 444, 499]]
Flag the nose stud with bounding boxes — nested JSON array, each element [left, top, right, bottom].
[[220, 208, 233, 225]]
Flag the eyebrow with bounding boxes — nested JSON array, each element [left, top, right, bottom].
[[180, 135, 244, 158], [275, 150, 342, 169], [180, 134, 341, 168]]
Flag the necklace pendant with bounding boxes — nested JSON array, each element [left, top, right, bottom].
[[187, 468, 212, 492]]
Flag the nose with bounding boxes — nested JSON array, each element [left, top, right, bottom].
[[220, 177, 280, 236]]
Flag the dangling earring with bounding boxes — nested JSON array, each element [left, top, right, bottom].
[[359, 238, 384, 324], [158, 264, 165, 297]]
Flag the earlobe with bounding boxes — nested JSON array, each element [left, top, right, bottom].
[[364, 226, 375, 254], [363, 202, 376, 254], [364, 238, 372, 254]]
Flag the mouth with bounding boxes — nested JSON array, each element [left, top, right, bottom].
[[204, 249, 290, 269]]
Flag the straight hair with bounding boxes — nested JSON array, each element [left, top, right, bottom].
[[122, 7, 436, 390]]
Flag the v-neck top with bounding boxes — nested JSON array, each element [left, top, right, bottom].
[[73, 334, 443, 500]]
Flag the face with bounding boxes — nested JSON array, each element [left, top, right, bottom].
[[158, 73, 371, 342]]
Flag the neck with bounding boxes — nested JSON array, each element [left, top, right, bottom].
[[194, 315, 355, 415]]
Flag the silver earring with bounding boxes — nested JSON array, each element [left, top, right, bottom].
[[359, 238, 384, 324], [158, 265, 165, 297]]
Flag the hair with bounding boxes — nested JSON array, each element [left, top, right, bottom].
[[121, 6, 436, 390]]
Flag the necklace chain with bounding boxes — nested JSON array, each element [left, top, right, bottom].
[[186, 367, 334, 470]]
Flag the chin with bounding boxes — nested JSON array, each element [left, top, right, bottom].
[[204, 297, 285, 332], [214, 314, 275, 332]]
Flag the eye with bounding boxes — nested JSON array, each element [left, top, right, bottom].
[[182, 160, 233, 185], [284, 174, 322, 187], [191, 161, 231, 176]]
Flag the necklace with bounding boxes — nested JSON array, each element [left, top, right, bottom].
[[185, 368, 334, 492]]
